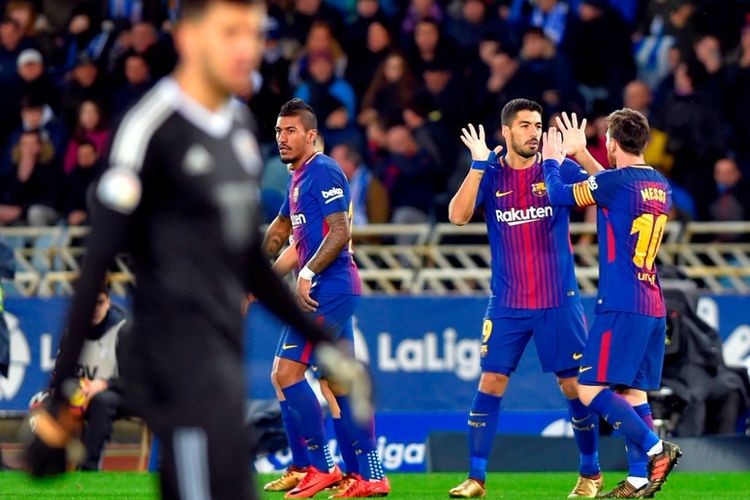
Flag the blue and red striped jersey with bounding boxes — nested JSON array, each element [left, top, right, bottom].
[[476, 156, 588, 317], [279, 152, 361, 297], [544, 162, 672, 317]]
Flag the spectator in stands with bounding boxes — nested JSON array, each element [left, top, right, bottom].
[[725, 24, 750, 175], [64, 140, 100, 226], [331, 143, 390, 225], [408, 59, 464, 169], [475, 49, 523, 138], [445, 0, 505, 54], [0, 17, 25, 83], [359, 52, 415, 128], [110, 20, 175, 82], [0, 17, 27, 143], [14, 48, 60, 109], [63, 100, 109, 175], [408, 17, 456, 79], [1, 95, 66, 176], [652, 58, 724, 216], [285, 0, 345, 45], [709, 157, 749, 227], [111, 54, 152, 115], [294, 49, 357, 148], [246, 19, 292, 149], [103, 0, 167, 30], [515, 27, 574, 116], [345, 20, 393, 98], [623, 80, 652, 118], [347, 0, 390, 60], [509, 0, 571, 47], [375, 125, 435, 224], [289, 20, 347, 88], [0, 129, 62, 226], [5, 0, 37, 38], [54, 5, 107, 76], [61, 54, 108, 130], [402, 0, 443, 36], [562, 0, 635, 113]]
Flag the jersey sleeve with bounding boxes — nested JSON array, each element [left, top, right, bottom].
[[543, 159, 618, 208], [559, 158, 590, 184], [314, 165, 350, 217]]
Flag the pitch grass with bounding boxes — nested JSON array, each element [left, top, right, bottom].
[[1, 471, 749, 499]]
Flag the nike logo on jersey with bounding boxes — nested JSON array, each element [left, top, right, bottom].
[[573, 353, 583, 360], [469, 412, 489, 417], [579, 366, 593, 373], [571, 416, 590, 424], [282, 344, 298, 350], [496, 190, 513, 198]]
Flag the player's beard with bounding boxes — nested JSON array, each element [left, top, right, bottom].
[[278, 146, 301, 165], [511, 137, 539, 159]]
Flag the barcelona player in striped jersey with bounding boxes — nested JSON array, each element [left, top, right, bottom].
[[448, 99, 604, 498], [262, 99, 388, 498], [542, 108, 682, 498]]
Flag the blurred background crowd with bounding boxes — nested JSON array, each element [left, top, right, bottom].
[[0, 0, 749, 230]]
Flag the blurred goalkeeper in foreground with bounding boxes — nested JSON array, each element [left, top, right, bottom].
[[23, 1, 370, 499]]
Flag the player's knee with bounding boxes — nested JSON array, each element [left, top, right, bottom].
[[270, 368, 281, 391], [274, 361, 306, 389], [557, 377, 579, 399], [618, 388, 647, 407], [576, 385, 600, 406], [478, 372, 509, 396]]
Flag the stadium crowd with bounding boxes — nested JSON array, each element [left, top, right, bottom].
[[0, 0, 748, 228]]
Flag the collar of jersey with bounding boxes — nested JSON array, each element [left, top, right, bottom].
[[161, 77, 236, 138], [499, 152, 541, 170]]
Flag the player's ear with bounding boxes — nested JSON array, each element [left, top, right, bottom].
[[500, 124, 510, 142]]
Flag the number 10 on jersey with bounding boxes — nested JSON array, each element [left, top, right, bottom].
[[630, 213, 668, 274]]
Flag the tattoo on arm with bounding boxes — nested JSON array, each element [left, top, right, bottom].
[[263, 215, 291, 257], [306, 211, 350, 274]]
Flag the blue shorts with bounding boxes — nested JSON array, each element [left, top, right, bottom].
[[275, 294, 358, 368], [578, 311, 666, 391], [480, 303, 587, 377]]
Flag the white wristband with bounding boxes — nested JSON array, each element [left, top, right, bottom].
[[299, 265, 315, 281]]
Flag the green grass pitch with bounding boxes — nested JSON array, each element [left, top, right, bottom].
[[1, 471, 749, 499]]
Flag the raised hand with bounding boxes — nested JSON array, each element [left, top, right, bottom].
[[542, 127, 566, 164], [555, 112, 587, 156], [460, 124, 503, 161]]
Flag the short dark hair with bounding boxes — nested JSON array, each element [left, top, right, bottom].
[[606, 108, 650, 155], [180, 0, 261, 19], [501, 98, 543, 126], [278, 98, 318, 131]]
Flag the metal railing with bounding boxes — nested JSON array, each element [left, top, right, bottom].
[[1, 221, 749, 296]]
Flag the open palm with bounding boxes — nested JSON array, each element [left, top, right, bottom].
[[555, 112, 587, 156]]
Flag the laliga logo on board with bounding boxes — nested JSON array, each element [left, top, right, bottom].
[[0, 313, 31, 401], [378, 329, 481, 381]]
